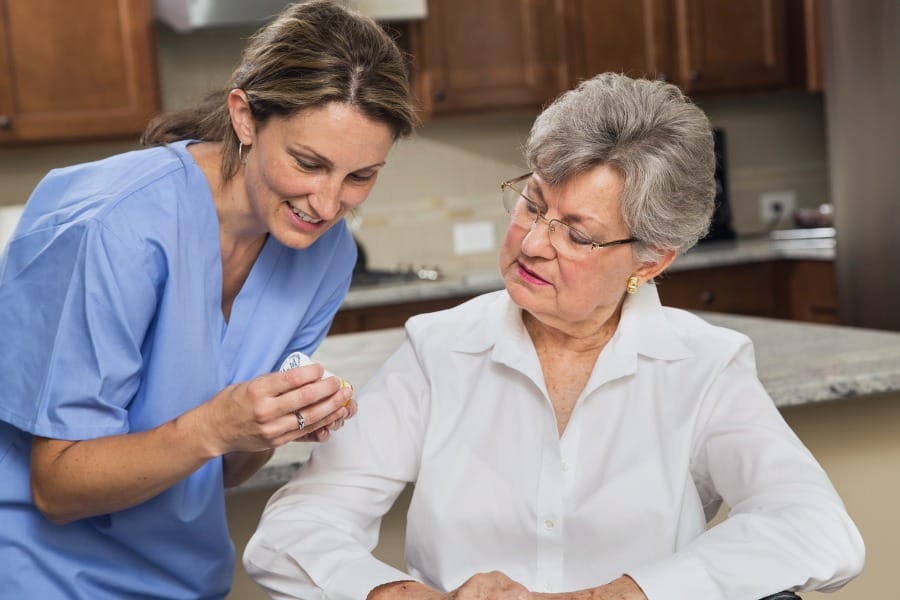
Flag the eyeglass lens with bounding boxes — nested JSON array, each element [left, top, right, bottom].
[[502, 182, 598, 258]]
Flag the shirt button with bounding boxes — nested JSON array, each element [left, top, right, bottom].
[[544, 519, 555, 530], [561, 460, 570, 472]]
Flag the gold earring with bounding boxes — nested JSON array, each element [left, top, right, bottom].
[[626, 276, 639, 295]]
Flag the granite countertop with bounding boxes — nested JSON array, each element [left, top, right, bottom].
[[235, 302, 900, 493], [341, 228, 836, 309]]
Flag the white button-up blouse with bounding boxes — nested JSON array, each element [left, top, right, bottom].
[[244, 285, 864, 600]]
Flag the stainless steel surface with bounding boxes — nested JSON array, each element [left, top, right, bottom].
[[769, 227, 836, 241], [823, 0, 900, 330], [351, 265, 443, 289]]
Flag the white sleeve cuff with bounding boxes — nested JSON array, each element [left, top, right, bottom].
[[245, 536, 417, 600], [319, 554, 419, 600], [627, 552, 721, 600]]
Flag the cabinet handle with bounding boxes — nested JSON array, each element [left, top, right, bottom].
[[432, 89, 446, 103], [0, 115, 11, 129], [699, 290, 715, 305]]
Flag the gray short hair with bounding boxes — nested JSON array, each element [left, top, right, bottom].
[[526, 72, 716, 261]]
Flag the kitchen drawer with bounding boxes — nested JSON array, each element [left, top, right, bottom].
[[773, 259, 838, 323], [656, 262, 776, 316]]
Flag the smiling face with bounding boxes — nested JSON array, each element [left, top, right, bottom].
[[499, 165, 661, 337], [233, 98, 395, 249]]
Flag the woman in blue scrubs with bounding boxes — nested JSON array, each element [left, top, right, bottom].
[[0, 2, 416, 598]]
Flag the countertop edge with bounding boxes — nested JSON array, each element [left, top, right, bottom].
[[234, 308, 900, 494]]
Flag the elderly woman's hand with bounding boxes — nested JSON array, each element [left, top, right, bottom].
[[368, 572, 532, 600], [366, 574, 647, 600], [533, 576, 647, 600]]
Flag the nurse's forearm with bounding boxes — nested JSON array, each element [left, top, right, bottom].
[[30, 366, 351, 524], [30, 408, 222, 525]]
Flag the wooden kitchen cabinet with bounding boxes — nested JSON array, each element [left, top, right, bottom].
[[657, 262, 777, 317], [0, 0, 160, 143], [671, 0, 790, 94], [773, 259, 837, 323], [658, 259, 837, 323], [786, 0, 824, 91], [329, 294, 475, 335], [562, 0, 674, 84], [403, 0, 813, 120], [565, 0, 790, 94], [405, 0, 565, 118]]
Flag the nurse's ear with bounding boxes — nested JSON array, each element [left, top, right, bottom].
[[227, 89, 256, 147]]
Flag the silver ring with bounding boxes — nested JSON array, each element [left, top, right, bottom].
[[294, 410, 305, 431]]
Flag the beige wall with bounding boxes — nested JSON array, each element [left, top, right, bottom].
[[227, 392, 900, 599], [2, 25, 829, 274], [777, 393, 900, 599]]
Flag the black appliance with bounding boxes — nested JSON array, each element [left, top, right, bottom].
[[699, 127, 736, 243]]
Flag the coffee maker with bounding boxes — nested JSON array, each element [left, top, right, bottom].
[[700, 127, 736, 243]]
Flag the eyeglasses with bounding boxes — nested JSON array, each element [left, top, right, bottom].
[[500, 173, 638, 259]]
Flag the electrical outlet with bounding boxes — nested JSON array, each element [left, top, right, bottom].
[[759, 191, 797, 224], [453, 221, 496, 255]]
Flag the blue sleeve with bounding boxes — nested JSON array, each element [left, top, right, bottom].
[[0, 220, 158, 439]]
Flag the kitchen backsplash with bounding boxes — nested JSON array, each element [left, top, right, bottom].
[[1, 25, 831, 275]]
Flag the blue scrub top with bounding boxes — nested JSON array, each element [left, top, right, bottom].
[[0, 141, 356, 598]]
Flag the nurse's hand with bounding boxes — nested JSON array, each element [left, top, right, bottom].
[[201, 363, 355, 455]]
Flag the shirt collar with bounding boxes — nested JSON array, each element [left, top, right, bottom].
[[620, 283, 694, 362], [449, 290, 531, 355], [450, 284, 693, 366]]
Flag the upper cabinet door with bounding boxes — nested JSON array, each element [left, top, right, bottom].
[[410, 0, 564, 118], [673, 0, 789, 93], [399, 0, 809, 120], [564, 0, 674, 85], [0, 0, 160, 144]]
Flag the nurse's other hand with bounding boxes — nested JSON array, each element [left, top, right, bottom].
[[200, 364, 353, 455]]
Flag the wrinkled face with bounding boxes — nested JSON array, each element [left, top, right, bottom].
[[499, 165, 642, 333], [242, 102, 394, 249]]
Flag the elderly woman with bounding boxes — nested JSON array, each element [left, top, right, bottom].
[[244, 73, 864, 600]]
